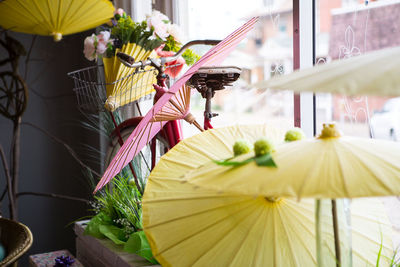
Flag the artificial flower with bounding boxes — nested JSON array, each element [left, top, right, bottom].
[[167, 24, 182, 43], [96, 31, 113, 55], [233, 139, 252, 156], [98, 31, 111, 43], [284, 128, 306, 142], [83, 8, 199, 67], [147, 10, 169, 40], [155, 45, 185, 78], [54, 255, 75, 267], [115, 8, 124, 16], [83, 34, 97, 61], [254, 138, 275, 157], [96, 41, 107, 55], [213, 137, 277, 168]]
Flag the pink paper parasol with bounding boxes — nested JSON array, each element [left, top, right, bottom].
[[151, 84, 203, 131], [94, 17, 259, 192]]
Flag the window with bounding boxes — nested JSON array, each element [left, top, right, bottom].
[[315, 0, 400, 139], [174, 0, 294, 137]]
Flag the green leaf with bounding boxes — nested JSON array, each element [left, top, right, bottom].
[[124, 231, 158, 264], [254, 153, 277, 167], [213, 157, 254, 167], [182, 49, 200, 65], [84, 213, 112, 239], [98, 224, 127, 245]]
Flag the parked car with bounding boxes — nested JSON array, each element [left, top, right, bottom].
[[370, 97, 400, 141]]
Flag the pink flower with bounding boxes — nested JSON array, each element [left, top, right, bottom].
[[114, 8, 124, 16], [83, 34, 97, 61], [96, 42, 107, 55], [153, 21, 169, 40], [155, 45, 185, 78], [96, 31, 112, 56], [147, 10, 170, 40]]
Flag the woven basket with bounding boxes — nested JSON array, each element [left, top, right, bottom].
[[0, 218, 33, 267]]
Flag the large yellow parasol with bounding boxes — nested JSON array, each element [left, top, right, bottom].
[[0, 0, 114, 41], [184, 123, 400, 199], [143, 125, 393, 266], [253, 46, 400, 96], [103, 43, 157, 111]]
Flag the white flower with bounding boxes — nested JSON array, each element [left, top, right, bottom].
[[146, 10, 170, 40], [167, 24, 182, 43], [98, 31, 111, 43], [153, 20, 169, 40], [147, 10, 169, 26], [83, 34, 97, 61]]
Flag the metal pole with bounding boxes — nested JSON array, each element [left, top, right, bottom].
[[332, 199, 341, 267]]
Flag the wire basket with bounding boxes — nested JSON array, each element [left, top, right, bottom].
[[68, 65, 157, 113]]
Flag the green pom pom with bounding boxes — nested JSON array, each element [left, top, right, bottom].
[[254, 138, 274, 157], [233, 140, 252, 156], [285, 128, 306, 142]]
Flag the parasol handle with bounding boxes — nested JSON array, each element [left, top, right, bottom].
[[332, 199, 341, 267], [184, 113, 204, 132]]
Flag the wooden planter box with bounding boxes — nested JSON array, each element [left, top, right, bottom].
[[74, 221, 160, 267]]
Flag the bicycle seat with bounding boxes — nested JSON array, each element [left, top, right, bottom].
[[188, 66, 241, 97]]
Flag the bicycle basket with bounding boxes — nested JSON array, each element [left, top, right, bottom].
[[67, 64, 157, 113]]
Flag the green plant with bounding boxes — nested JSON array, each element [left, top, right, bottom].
[[84, 9, 200, 66], [110, 15, 162, 52], [374, 230, 400, 267], [93, 177, 141, 232], [85, 175, 157, 264], [163, 35, 200, 66]]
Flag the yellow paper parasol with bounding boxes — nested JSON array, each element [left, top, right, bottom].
[[143, 125, 393, 266], [253, 46, 400, 96], [0, 0, 114, 41], [103, 43, 157, 111], [184, 123, 400, 199]]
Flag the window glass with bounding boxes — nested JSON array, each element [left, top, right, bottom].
[[315, 0, 400, 139], [315, 0, 400, 249], [177, 0, 294, 137]]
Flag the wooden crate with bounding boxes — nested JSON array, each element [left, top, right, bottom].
[[74, 221, 159, 267]]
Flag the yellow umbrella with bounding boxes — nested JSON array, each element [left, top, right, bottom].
[[0, 0, 114, 41], [103, 43, 157, 111], [143, 125, 393, 266], [253, 46, 400, 96], [184, 123, 400, 199]]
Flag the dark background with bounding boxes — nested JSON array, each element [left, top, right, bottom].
[[0, 30, 100, 265]]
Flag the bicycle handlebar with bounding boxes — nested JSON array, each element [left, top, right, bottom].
[[117, 39, 221, 69]]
